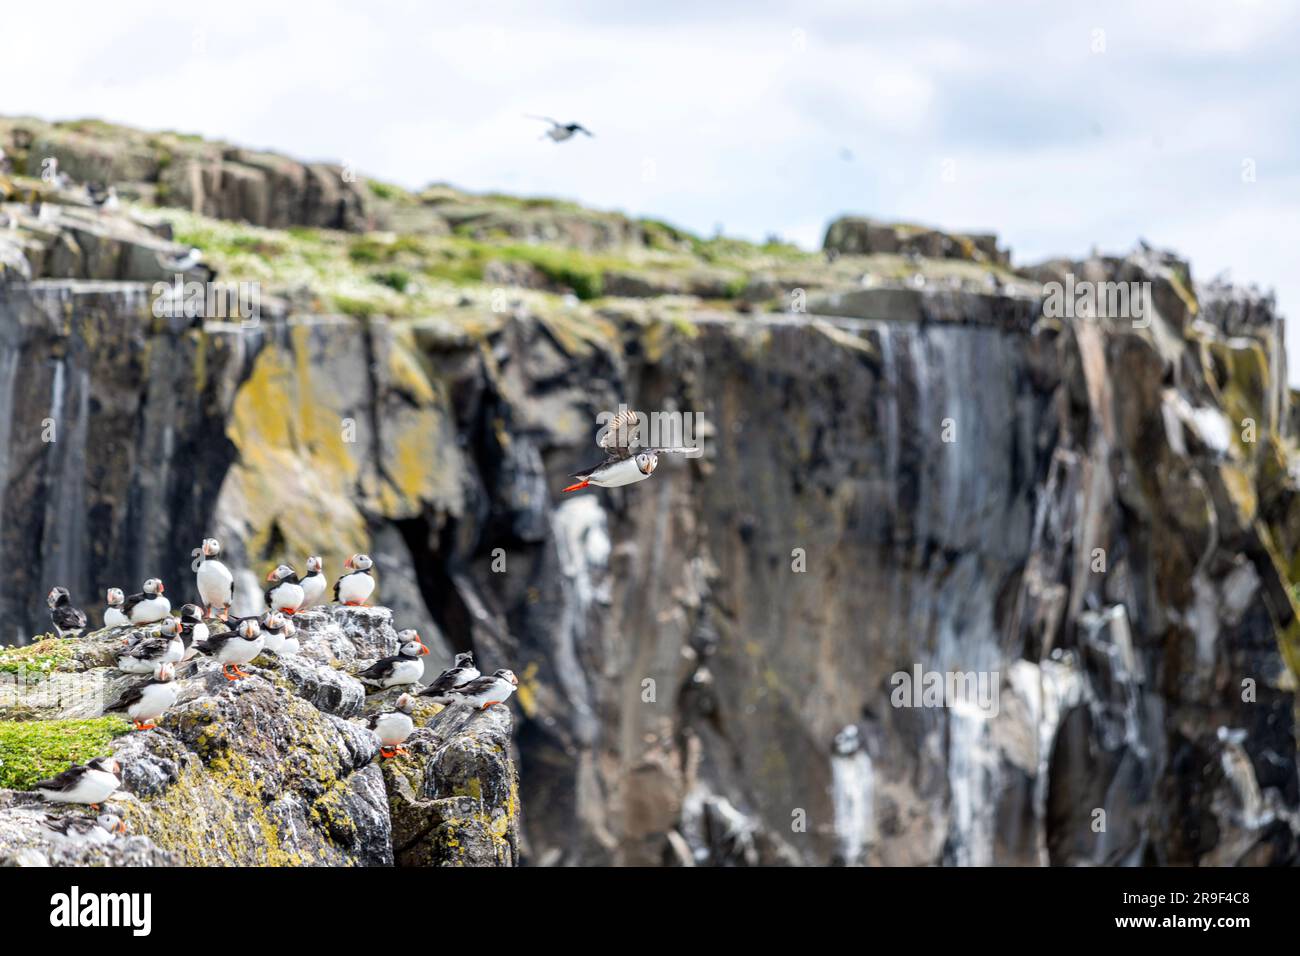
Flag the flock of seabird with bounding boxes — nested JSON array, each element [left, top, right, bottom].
[[29, 537, 518, 823]]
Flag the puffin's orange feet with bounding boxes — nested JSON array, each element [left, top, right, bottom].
[[379, 747, 395, 759], [139, 721, 156, 730], [222, 664, 239, 681]]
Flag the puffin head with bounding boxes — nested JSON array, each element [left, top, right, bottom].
[[395, 693, 416, 714], [154, 661, 176, 682], [263, 611, 286, 632], [143, 578, 164, 596], [398, 633, 428, 657], [160, 616, 182, 637], [97, 813, 127, 836], [495, 669, 519, 687], [238, 619, 262, 641], [46, 586, 70, 609], [454, 651, 476, 669], [348, 554, 373, 572], [201, 538, 222, 558], [179, 603, 203, 624], [265, 564, 296, 583], [106, 588, 125, 607], [635, 451, 658, 475], [306, 555, 324, 574], [89, 756, 121, 777]]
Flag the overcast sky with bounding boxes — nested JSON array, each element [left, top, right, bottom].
[[5, 0, 1297, 377]]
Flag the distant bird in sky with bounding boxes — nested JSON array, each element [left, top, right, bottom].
[[527, 115, 594, 142]]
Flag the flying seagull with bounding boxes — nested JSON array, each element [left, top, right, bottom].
[[527, 115, 594, 143]]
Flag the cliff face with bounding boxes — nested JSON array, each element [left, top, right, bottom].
[[0, 606, 520, 866], [1, 117, 1298, 866]]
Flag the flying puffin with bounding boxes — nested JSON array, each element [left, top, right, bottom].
[[357, 631, 428, 690], [527, 115, 594, 142], [116, 622, 184, 674], [418, 651, 480, 703], [260, 611, 289, 654], [109, 661, 179, 730], [264, 564, 305, 615], [334, 554, 375, 606], [103, 588, 129, 628], [176, 603, 208, 660], [42, 812, 127, 843], [562, 408, 693, 492], [300, 556, 326, 608], [366, 692, 417, 758], [32, 756, 121, 808], [123, 579, 170, 624], [195, 617, 265, 681], [193, 537, 234, 621], [46, 587, 87, 638], [447, 669, 519, 710]]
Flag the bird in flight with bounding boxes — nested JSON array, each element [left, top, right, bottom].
[[562, 408, 694, 493], [527, 115, 594, 143]]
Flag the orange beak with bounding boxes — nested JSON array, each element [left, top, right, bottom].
[[418, 643, 430, 656], [157, 583, 165, 593], [265, 569, 277, 582], [344, 556, 354, 570], [113, 820, 127, 835]]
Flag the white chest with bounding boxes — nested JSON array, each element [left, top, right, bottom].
[[591, 457, 651, 488], [130, 596, 171, 624], [338, 573, 375, 605]]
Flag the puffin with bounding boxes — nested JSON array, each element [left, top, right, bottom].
[[357, 631, 428, 690], [42, 812, 127, 843], [334, 554, 375, 606], [116, 622, 184, 674], [32, 756, 121, 808], [124, 579, 170, 624], [528, 115, 594, 142], [447, 669, 519, 710], [47, 587, 87, 638], [176, 603, 208, 660], [366, 693, 417, 758], [418, 652, 480, 703], [264, 564, 305, 616], [279, 618, 301, 656], [103, 588, 130, 628], [562, 408, 693, 493], [109, 661, 179, 730], [193, 537, 234, 621], [195, 617, 265, 681], [260, 611, 289, 654], [300, 556, 326, 608]]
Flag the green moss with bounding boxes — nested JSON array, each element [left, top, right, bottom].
[[0, 716, 131, 790], [0, 638, 73, 678], [371, 269, 413, 293]]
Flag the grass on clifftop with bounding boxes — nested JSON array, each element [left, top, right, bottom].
[[0, 716, 131, 790], [0, 638, 73, 679]]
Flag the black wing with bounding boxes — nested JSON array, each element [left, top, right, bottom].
[[52, 605, 87, 630], [450, 675, 495, 696], [32, 765, 87, 792], [598, 408, 639, 460], [108, 681, 151, 712], [358, 655, 398, 680], [120, 591, 148, 615], [421, 666, 469, 697]]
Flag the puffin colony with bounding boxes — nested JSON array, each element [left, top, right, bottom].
[[28, 408, 680, 832], [31, 538, 520, 824]]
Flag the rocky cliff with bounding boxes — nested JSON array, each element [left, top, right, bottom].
[[0, 605, 520, 866], [1, 117, 1298, 866]]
